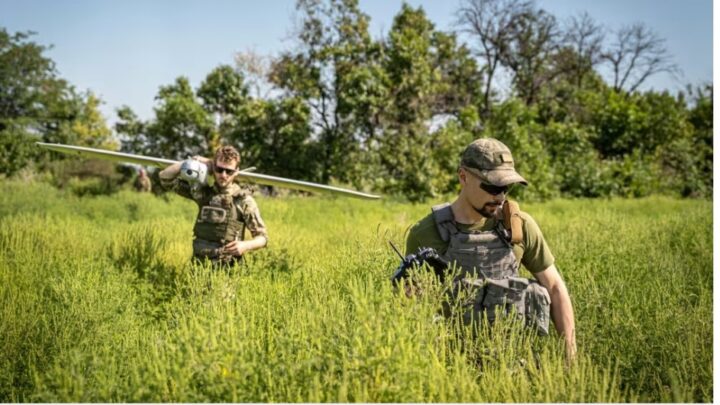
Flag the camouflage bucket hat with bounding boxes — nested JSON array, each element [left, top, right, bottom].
[[460, 138, 528, 187]]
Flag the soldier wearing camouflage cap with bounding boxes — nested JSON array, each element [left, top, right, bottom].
[[159, 145, 268, 266], [405, 138, 576, 359]]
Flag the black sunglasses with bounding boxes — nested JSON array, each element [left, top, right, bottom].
[[480, 182, 512, 196], [464, 168, 512, 195], [214, 166, 237, 175]]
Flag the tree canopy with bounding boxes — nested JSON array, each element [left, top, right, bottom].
[[0, 0, 712, 200]]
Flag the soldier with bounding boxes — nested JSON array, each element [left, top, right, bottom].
[[405, 138, 576, 359], [159, 145, 268, 266], [133, 168, 152, 192]]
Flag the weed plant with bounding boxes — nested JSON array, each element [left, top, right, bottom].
[[0, 181, 711, 402]]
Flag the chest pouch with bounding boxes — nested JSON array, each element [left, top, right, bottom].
[[452, 276, 551, 336], [200, 206, 227, 223]]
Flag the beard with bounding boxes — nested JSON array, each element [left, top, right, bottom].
[[214, 176, 232, 189], [473, 201, 503, 218]]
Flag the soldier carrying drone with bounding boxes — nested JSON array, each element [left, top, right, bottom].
[[36, 142, 380, 267], [159, 145, 268, 266]]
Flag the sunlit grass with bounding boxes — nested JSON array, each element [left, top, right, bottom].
[[0, 181, 711, 402]]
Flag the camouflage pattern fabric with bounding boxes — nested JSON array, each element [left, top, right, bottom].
[[460, 137, 528, 187], [161, 177, 268, 264]]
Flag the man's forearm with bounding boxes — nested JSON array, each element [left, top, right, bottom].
[[549, 282, 576, 356], [159, 161, 182, 180], [243, 235, 267, 252]]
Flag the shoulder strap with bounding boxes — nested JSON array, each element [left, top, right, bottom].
[[502, 200, 523, 244], [431, 203, 459, 243]]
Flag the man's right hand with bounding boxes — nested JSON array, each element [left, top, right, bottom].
[[192, 155, 212, 167]]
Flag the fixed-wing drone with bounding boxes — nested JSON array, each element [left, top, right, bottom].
[[36, 142, 381, 200]]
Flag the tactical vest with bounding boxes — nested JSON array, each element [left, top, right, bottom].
[[431, 202, 551, 335], [192, 184, 247, 261], [432, 203, 519, 280]]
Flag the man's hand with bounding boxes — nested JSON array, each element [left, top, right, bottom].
[[222, 240, 249, 257], [192, 155, 212, 170], [222, 236, 268, 257]]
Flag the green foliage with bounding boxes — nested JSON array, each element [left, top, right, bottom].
[[0, 29, 115, 176], [229, 97, 319, 181], [541, 122, 608, 197], [197, 65, 250, 152], [151, 77, 214, 159], [116, 76, 215, 160], [0, 180, 711, 401], [589, 89, 692, 158], [678, 84, 713, 197], [0, 123, 36, 176], [269, 0, 379, 183], [1, 6, 713, 203], [482, 100, 557, 201], [368, 4, 481, 201]]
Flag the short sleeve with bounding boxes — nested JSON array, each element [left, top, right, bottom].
[[405, 213, 448, 256], [519, 212, 555, 273], [236, 195, 268, 240]]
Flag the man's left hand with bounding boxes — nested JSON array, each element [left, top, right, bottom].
[[222, 240, 248, 257]]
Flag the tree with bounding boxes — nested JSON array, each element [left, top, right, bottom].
[[229, 96, 318, 181], [656, 84, 713, 197], [197, 65, 250, 152], [0, 29, 114, 175], [499, 6, 561, 105], [374, 4, 478, 201], [602, 23, 679, 93], [270, 0, 383, 184], [455, 0, 532, 116], [0, 29, 56, 132], [561, 12, 605, 89], [117, 77, 213, 160]]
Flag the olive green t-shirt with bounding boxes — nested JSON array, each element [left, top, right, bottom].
[[405, 209, 554, 274]]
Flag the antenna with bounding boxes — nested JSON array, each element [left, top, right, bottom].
[[388, 240, 405, 260]]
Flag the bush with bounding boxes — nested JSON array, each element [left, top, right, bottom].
[[44, 159, 133, 196]]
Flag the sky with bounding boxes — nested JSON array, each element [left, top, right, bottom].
[[0, 0, 713, 124]]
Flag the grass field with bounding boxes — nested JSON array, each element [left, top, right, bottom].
[[0, 180, 712, 402]]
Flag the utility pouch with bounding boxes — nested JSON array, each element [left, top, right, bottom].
[[199, 206, 227, 223], [193, 238, 223, 258], [454, 276, 551, 335]]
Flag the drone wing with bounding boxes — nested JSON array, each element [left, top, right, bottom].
[[235, 171, 380, 200], [37, 142, 176, 167], [36, 142, 381, 200]]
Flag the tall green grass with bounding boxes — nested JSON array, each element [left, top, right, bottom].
[[0, 181, 711, 401]]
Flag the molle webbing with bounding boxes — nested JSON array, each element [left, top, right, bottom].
[[193, 186, 246, 245], [431, 201, 524, 245], [431, 203, 519, 279], [430, 202, 550, 335], [431, 203, 455, 243]]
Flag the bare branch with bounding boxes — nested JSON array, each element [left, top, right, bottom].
[[455, 0, 532, 113], [561, 11, 604, 87], [602, 22, 680, 93], [234, 48, 273, 99]]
